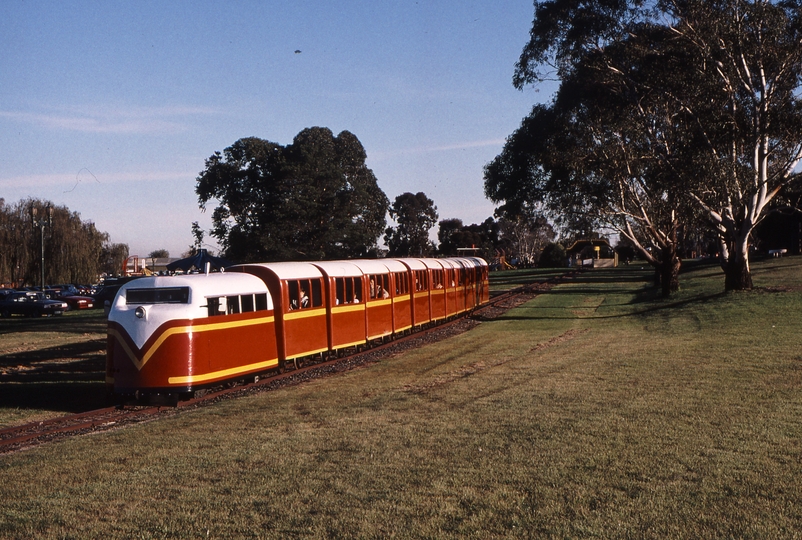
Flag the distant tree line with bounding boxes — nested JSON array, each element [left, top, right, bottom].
[[0, 198, 128, 287]]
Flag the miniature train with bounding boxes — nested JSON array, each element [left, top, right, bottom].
[[106, 257, 489, 400]]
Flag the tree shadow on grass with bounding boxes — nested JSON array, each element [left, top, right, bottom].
[[0, 339, 108, 413], [502, 291, 728, 320], [0, 310, 106, 337], [0, 381, 108, 413]]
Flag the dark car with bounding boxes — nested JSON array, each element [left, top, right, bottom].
[[0, 291, 69, 317], [92, 276, 143, 313]]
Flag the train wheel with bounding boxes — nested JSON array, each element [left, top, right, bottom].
[[277, 360, 286, 374], [295, 357, 304, 369]]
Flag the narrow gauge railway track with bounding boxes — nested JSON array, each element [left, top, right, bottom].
[[0, 272, 574, 455]]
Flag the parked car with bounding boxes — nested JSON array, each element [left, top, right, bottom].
[[58, 293, 95, 310], [0, 291, 68, 317], [55, 284, 81, 296], [92, 276, 143, 312], [75, 284, 95, 296]]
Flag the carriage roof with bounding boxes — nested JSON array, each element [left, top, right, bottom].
[[311, 261, 363, 278], [392, 258, 427, 271], [347, 259, 395, 274], [231, 262, 324, 280]]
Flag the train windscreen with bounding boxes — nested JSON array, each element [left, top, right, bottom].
[[126, 287, 190, 304]]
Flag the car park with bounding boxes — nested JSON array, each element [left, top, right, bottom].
[[0, 291, 68, 317]]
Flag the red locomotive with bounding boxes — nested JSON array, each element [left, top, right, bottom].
[[106, 257, 489, 400]]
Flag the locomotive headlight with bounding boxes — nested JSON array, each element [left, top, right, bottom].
[[135, 306, 146, 319]]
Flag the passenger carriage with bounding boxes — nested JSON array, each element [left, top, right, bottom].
[[439, 258, 461, 318], [383, 259, 413, 335], [451, 258, 473, 311], [349, 259, 395, 342], [229, 262, 328, 369], [468, 257, 490, 305], [396, 258, 432, 328], [312, 261, 369, 354], [106, 272, 278, 397], [422, 258, 448, 322]]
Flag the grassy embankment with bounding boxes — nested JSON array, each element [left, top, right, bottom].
[[1, 258, 801, 538]]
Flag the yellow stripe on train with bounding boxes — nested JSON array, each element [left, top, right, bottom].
[[110, 314, 275, 372]]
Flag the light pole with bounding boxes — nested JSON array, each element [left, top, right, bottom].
[[31, 205, 53, 289]]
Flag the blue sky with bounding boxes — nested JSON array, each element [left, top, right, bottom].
[[1, 1, 551, 257]]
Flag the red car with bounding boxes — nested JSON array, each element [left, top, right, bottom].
[[59, 294, 95, 310]]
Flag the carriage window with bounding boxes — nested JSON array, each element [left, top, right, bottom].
[[432, 270, 444, 289], [207, 293, 269, 316], [289, 279, 321, 310], [311, 280, 322, 307], [414, 270, 428, 291], [369, 274, 390, 299], [394, 272, 409, 295], [226, 295, 240, 315], [207, 297, 223, 316], [127, 287, 190, 304], [288, 281, 304, 310], [335, 277, 363, 304], [335, 279, 344, 305], [380, 274, 390, 298]]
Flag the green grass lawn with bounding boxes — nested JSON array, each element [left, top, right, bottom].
[[2, 258, 802, 538], [0, 309, 107, 426]]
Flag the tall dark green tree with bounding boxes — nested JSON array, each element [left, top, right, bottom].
[[437, 217, 506, 260], [384, 192, 438, 257], [196, 127, 389, 262], [437, 218, 466, 256]]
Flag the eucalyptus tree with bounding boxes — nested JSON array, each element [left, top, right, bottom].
[[498, 0, 802, 291], [196, 127, 389, 262], [669, 0, 802, 289], [499, 215, 556, 267], [486, 52, 698, 296]]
